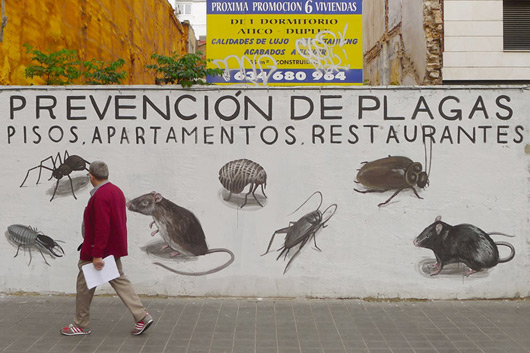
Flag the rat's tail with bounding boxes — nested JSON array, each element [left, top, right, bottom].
[[153, 248, 235, 276], [496, 242, 515, 263]]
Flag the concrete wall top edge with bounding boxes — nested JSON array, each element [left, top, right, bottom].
[[1, 85, 529, 91]]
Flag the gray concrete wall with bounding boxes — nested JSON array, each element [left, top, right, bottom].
[[1, 86, 529, 299]]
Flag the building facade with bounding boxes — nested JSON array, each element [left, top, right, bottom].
[[363, 0, 530, 85], [443, 0, 530, 83], [172, 0, 206, 40], [0, 0, 189, 85]]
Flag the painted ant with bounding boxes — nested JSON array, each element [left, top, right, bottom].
[[20, 151, 91, 201]]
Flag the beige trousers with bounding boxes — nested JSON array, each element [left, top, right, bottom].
[[74, 258, 146, 329]]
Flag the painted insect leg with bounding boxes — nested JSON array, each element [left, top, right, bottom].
[[46, 153, 63, 181], [48, 172, 77, 201], [20, 164, 54, 187], [260, 183, 267, 199], [15, 245, 35, 266], [223, 190, 233, 202], [282, 236, 311, 275], [14, 244, 23, 258], [67, 174, 77, 200], [241, 183, 261, 208], [50, 178, 61, 202], [20, 166, 40, 187], [378, 186, 422, 207], [278, 246, 290, 261], [27, 247, 33, 266], [36, 247, 51, 266], [378, 188, 405, 207], [408, 186, 423, 200], [241, 184, 251, 208], [310, 220, 330, 252], [312, 232, 322, 251], [250, 182, 264, 207], [354, 188, 390, 194], [261, 226, 290, 256]]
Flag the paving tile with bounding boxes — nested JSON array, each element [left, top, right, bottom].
[[212, 337, 235, 348], [300, 349, 324, 353], [139, 344, 167, 353], [390, 349, 416, 353], [5, 297, 530, 353], [213, 348, 234, 353]]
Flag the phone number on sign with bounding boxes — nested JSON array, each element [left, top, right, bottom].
[[210, 69, 362, 84]]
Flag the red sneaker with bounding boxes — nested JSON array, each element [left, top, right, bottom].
[[131, 313, 153, 335], [60, 324, 91, 336]]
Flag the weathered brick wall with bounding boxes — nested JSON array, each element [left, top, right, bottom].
[[423, 0, 443, 85], [363, 0, 443, 85], [0, 0, 188, 85]]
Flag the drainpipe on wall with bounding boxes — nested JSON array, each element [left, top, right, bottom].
[[0, 0, 7, 42]]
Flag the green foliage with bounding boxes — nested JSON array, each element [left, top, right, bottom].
[[146, 52, 224, 87], [83, 58, 127, 85], [24, 44, 81, 85]]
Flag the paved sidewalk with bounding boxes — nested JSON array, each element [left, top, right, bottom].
[[0, 296, 529, 353]]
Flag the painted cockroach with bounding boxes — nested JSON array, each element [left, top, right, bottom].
[[354, 142, 432, 207], [7, 224, 64, 266], [20, 150, 90, 201], [218, 158, 267, 208], [261, 191, 337, 274]]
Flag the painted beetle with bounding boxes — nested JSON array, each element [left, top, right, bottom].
[[218, 158, 267, 208], [7, 224, 64, 266], [261, 191, 337, 274], [354, 143, 432, 207]]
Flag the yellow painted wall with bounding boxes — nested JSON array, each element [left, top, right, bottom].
[[0, 0, 188, 85]]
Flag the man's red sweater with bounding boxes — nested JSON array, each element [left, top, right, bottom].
[[80, 182, 128, 261]]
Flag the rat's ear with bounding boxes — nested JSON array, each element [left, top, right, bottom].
[[435, 223, 443, 234], [152, 192, 163, 203]]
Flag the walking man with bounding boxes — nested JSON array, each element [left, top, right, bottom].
[[61, 161, 153, 336]]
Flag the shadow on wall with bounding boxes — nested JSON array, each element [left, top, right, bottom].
[[416, 258, 489, 279], [218, 189, 267, 210], [141, 240, 201, 262], [46, 175, 90, 199]]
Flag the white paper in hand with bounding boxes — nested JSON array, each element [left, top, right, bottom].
[[82, 255, 120, 289]]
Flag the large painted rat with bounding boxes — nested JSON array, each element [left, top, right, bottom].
[[127, 191, 234, 276], [413, 216, 515, 276]]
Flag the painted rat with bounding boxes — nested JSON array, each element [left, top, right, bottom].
[[414, 216, 515, 276], [127, 191, 234, 276]]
